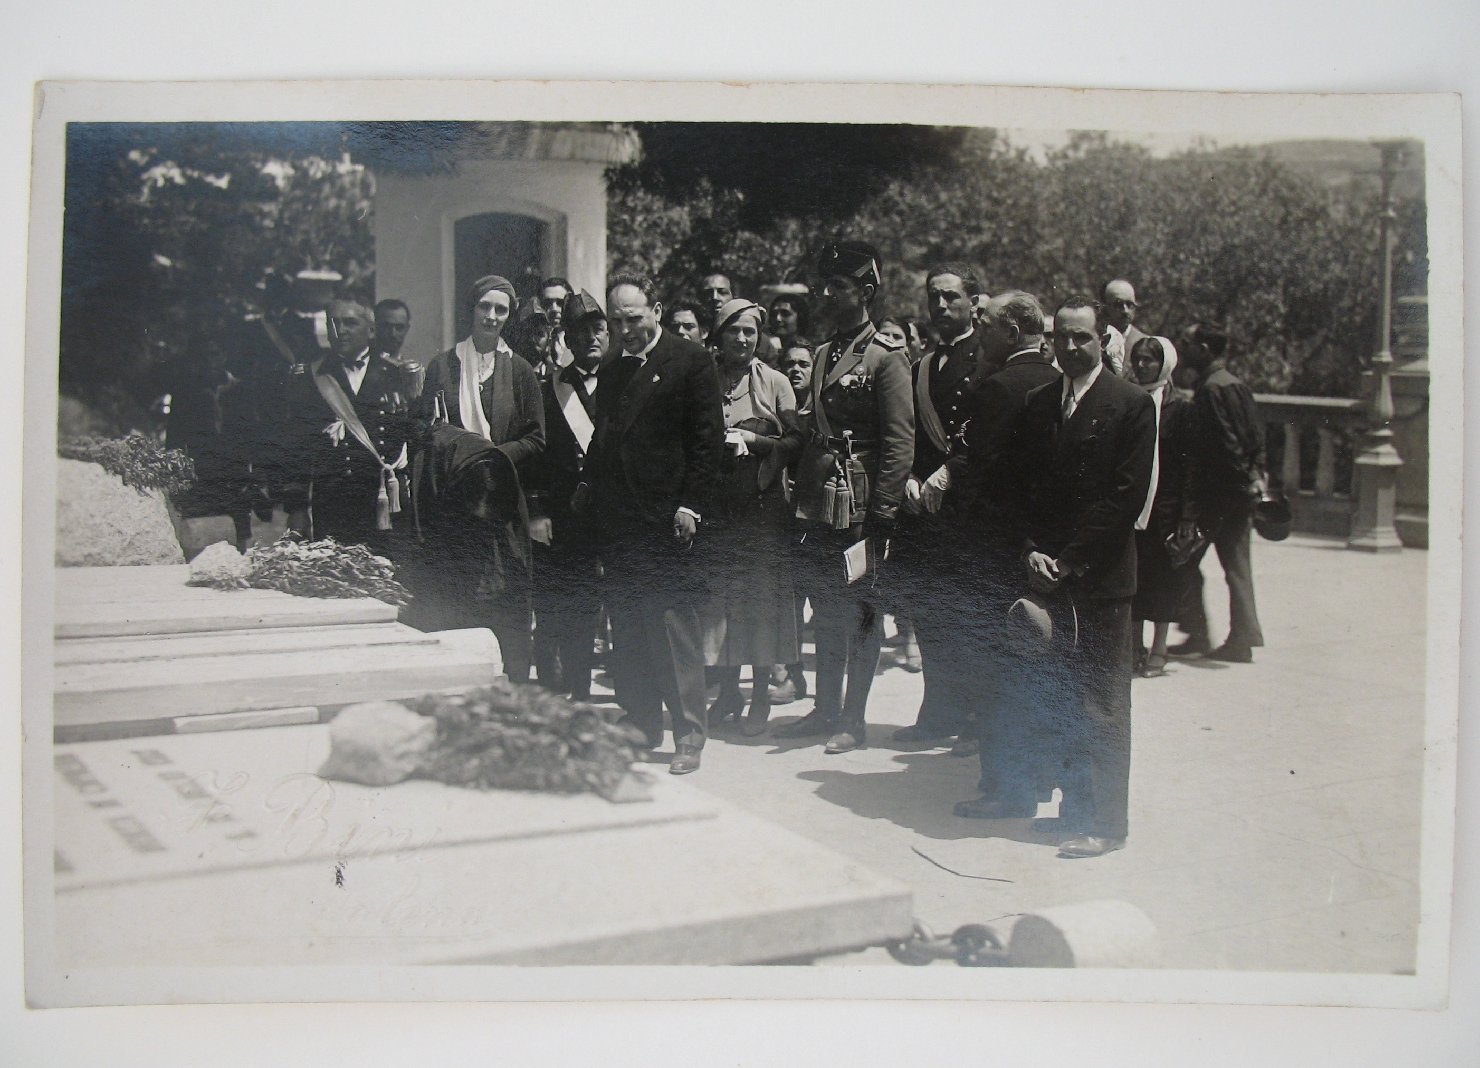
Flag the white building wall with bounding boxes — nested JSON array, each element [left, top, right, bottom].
[[373, 158, 610, 355]]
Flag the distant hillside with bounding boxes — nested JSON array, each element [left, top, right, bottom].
[[1225, 138, 1426, 200]]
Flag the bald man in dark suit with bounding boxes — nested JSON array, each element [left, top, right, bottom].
[[580, 273, 724, 775]]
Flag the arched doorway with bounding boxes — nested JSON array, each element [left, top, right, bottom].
[[452, 212, 550, 336]]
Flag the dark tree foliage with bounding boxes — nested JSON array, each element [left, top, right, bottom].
[[610, 123, 966, 225], [609, 127, 1427, 398], [56, 121, 1426, 435], [61, 122, 374, 431]]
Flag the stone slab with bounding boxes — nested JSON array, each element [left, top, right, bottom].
[[54, 725, 717, 891], [53, 726, 913, 966], [54, 631, 501, 734], [55, 565, 398, 638], [54, 622, 439, 665]]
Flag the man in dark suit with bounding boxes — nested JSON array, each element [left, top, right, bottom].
[[891, 263, 993, 752], [935, 291, 1064, 780], [529, 290, 607, 702], [275, 298, 419, 557], [580, 273, 724, 774], [1171, 321, 1267, 663], [962, 295, 1156, 859]]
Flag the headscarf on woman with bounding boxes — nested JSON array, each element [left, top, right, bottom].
[[455, 274, 519, 441], [1134, 335, 1179, 531]]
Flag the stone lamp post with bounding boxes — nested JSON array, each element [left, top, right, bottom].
[[1347, 140, 1407, 552]]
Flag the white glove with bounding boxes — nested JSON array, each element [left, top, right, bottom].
[[921, 466, 951, 513]]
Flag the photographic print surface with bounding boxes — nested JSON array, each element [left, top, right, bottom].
[[24, 80, 1461, 1009]]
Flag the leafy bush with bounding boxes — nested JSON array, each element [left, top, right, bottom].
[[58, 433, 195, 495]]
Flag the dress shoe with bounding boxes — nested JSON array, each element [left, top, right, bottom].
[[1140, 652, 1168, 678], [1056, 834, 1125, 858], [772, 709, 834, 739], [669, 743, 702, 775], [824, 729, 864, 754], [902, 637, 923, 673], [953, 797, 1037, 820], [892, 724, 950, 745], [948, 736, 980, 758], [708, 689, 745, 724], [1204, 642, 1253, 664], [1166, 635, 1211, 657]]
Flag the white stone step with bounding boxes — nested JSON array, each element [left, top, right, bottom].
[[55, 629, 500, 737]]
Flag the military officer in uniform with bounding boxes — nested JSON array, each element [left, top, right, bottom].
[[891, 264, 993, 754], [529, 290, 608, 702], [773, 241, 914, 754], [275, 298, 418, 557]]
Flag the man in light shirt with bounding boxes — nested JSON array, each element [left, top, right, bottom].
[[1101, 278, 1148, 377], [968, 295, 1156, 859]]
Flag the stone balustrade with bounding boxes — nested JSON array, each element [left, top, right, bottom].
[[1255, 393, 1364, 537], [1254, 380, 1428, 547]]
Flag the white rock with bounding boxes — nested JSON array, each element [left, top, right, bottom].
[[54, 458, 185, 567]]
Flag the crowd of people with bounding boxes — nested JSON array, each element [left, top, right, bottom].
[[169, 243, 1271, 860]]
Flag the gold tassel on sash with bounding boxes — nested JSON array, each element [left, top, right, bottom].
[[387, 469, 402, 514], [375, 475, 392, 531]]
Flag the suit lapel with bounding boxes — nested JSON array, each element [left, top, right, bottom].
[[360, 356, 396, 404], [324, 357, 363, 403], [1057, 372, 1112, 455], [617, 336, 673, 433]]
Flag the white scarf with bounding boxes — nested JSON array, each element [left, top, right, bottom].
[[1135, 337, 1179, 531], [454, 336, 511, 441]]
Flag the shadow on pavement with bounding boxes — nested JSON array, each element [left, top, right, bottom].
[[793, 751, 1066, 848]]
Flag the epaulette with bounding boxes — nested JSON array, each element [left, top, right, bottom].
[[289, 362, 308, 375], [379, 352, 424, 375], [871, 334, 905, 352]]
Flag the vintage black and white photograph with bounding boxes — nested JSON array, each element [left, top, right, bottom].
[[21, 78, 1461, 1014]]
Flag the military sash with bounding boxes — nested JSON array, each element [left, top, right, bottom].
[[914, 348, 952, 455], [311, 360, 406, 530], [553, 376, 595, 453]]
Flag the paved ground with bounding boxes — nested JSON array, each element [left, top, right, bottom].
[[592, 534, 1428, 972]]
